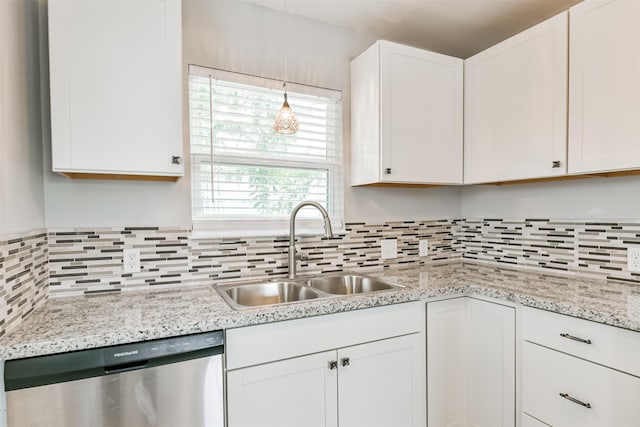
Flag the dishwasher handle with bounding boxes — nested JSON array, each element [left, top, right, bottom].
[[104, 360, 149, 375]]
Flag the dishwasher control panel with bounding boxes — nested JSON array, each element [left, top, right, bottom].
[[104, 330, 224, 365]]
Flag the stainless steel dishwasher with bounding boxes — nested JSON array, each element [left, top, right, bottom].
[[4, 330, 224, 427]]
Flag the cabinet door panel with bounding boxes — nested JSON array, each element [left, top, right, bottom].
[[466, 298, 515, 427], [338, 333, 425, 427], [227, 351, 338, 427], [427, 298, 516, 427], [568, 0, 640, 173], [427, 298, 467, 427], [379, 42, 463, 184], [464, 12, 567, 183], [49, 0, 183, 176]]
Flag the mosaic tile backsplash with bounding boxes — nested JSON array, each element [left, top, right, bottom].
[[48, 220, 462, 297], [461, 219, 640, 283], [0, 230, 48, 336], [4, 219, 640, 309]]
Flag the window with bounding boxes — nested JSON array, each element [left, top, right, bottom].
[[188, 66, 343, 236]]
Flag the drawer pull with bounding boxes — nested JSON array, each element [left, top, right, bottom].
[[560, 333, 592, 344], [559, 393, 592, 409]]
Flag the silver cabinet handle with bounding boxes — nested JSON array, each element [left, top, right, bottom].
[[328, 361, 338, 370], [341, 357, 350, 367], [559, 393, 591, 408], [552, 160, 561, 168], [384, 168, 392, 174], [560, 333, 592, 344], [172, 156, 183, 165]]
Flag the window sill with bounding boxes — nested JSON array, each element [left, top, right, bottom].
[[191, 219, 344, 240]]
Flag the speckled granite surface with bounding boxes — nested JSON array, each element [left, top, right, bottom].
[[1, 261, 638, 360]]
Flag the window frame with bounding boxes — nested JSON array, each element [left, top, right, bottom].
[[188, 65, 344, 238]]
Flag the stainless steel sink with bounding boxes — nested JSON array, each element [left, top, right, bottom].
[[218, 280, 321, 310], [306, 274, 400, 295], [215, 273, 402, 310]]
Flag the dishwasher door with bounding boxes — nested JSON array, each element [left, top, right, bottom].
[[4, 331, 224, 427]]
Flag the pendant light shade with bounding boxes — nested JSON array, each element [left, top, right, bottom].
[[274, 82, 299, 134]]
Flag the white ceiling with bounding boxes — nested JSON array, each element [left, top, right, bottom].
[[239, 0, 583, 58]]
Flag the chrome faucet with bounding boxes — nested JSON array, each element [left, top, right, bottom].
[[288, 201, 333, 279]]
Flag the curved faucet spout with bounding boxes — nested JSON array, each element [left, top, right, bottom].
[[288, 201, 334, 279]]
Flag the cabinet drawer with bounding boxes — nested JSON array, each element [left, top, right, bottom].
[[523, 341, 640, 427], [522, 306, 640, 376]]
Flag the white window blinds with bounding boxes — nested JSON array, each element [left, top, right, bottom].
[[189, 66, 343, 234]]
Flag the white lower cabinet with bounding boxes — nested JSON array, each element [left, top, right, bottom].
[[522, 306, 640, 427], [523, 341, 640, 427], [227, 351, 338, 427], [338, 334, 424, 427], [427, 297, 516, 427], [427, 297, 466, 427], [225, 302, 425, 427]]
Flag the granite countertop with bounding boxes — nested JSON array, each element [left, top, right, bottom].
[[1, 262, 639, 360]]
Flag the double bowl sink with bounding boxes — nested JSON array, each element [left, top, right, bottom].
[[216, 273, 403, 310]]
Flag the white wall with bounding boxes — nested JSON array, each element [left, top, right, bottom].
[[461, 175, 640, 220], [0, 0, 46, 236], [42, 0, 462, 228]]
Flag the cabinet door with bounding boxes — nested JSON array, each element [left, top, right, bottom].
[[379, 41, 463, 184], [427, 297, 516, 427], [49, 0, 183, 177], [568, 0, 640, 174], [464, 12, 568, 183], [337, 333, 425, 427], [466, 298, 516, 427], [227, 351, 338, 427], [427, 298, 467, 427]]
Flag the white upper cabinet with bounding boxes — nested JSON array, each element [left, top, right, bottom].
[[464, 12, 568, 184], [351, 40, 463, 186], [49, 0, 184, 179], [568, 0, 640, 174]]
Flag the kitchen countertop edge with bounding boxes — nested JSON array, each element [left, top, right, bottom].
[[0, 262, 638, 360]]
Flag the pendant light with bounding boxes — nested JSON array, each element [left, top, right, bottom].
[[274, 0, 299, 134], [273, 82, 299, 134]]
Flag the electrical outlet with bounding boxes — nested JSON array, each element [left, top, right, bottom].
[[381, 239, 397, 260], [419, 239, 429, 257], [628, 247, 640, 272], [123, 248, 141, 273]]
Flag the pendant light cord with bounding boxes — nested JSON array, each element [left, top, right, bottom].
[[284, 0, 288, 89]]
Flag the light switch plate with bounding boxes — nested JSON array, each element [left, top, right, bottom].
[[381, 239, 397, 260], [419, 239, 429, 257], [628, 247, 640, 272]]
